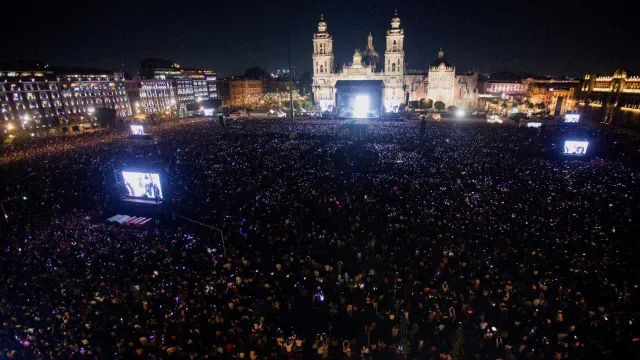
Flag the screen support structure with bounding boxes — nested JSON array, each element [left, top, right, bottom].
[[174, 213, 227, 259]]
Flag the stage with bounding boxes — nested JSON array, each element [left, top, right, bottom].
[[335, 80, 384, 118], [122, 197, 162, 205]]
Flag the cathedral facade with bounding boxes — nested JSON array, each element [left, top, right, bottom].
[[312, 11, 478, 114]]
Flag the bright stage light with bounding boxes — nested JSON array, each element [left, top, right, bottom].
[[354, 95, 369, 118], [455, 109, 466, 117]]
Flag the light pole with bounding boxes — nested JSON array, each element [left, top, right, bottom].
[[174, 213, 227, 259], [288, 24, 297, 138], [171, 98, 177, 118]]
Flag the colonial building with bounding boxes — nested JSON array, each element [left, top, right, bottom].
[[578, 69, 640, 124], [218, 77, 263, 106], [136, 79, 177, 116], [0, 64, 131, 129], [312, 11, 478, 116]]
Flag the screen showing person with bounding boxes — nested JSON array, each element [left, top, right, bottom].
[[122, 172, 163, 199], [130, 125, 144, 135], [563, 141, 589, 156], [564, 114, 580, 123], [527, 122, 542, 128]]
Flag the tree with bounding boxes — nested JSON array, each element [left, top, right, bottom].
[[185, 102, 200, 112], [434, 101, 446, 112], [536, 102, 546, 110], [451, 328, 465, 360], [295, 99, 313, 111], [298, 71, 313, 96], [448, 105, 458, 113], [409, 100, 420, 109], [398, 103, 407, 112], [95, 108, 117, 129], [422, 98, 433, 109], [525, 100, 534, 109]]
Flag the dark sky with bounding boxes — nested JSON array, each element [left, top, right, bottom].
[[4, 0, 637, 78]]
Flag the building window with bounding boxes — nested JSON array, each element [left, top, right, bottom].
[[392, 63, 396, 72]]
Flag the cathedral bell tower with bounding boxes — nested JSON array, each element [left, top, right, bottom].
[[385, 9, 404, 75], [312, 14, 334, 76]]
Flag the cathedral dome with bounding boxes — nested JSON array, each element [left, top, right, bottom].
[[430, 48, 452, 68], [362, 32, 380, 68]]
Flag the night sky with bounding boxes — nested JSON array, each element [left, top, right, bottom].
[[4, 0, 637, 78]]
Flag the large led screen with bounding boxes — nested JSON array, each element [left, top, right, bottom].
[[564, 114, 580, 123], [122, 171, 163, 199], [563, 141, 589, 156], [130, 125, 144, 135]]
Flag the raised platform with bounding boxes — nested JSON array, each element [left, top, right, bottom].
[[122, 197, 162, 205]]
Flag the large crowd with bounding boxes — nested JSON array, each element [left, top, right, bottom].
[[1, 119, 639, 359]]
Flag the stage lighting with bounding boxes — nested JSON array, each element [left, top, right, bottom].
[[455, 109, 466, 117], [354, 95, 370, 118]]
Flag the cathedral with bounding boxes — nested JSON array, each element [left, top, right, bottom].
[[312, 11, 478, 116]]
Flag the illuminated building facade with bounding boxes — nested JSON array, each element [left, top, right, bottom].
[[218, 78, 263, 106], [1, 65, 130, 129], [521, 78, 580, 115], [206, 74, 218, 100], [0, 70, 61, 127], [182, 68, 218, 101], [58, 71, 131, 118], [483, 81, 525, 96], [175, 78, 195, 113], [139, 58, 183, 80], [137, 80, 177, 115], [578, 69, 640, 124], [312, 11, 478, 114], [138, 60, 218, 114]]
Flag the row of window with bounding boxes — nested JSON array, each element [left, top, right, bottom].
[[142, 99, 172, 106], [140, 90, 174, 98], [1, 83, 59, 91]]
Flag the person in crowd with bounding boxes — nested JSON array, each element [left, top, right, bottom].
[[0, 118, 638, 359]]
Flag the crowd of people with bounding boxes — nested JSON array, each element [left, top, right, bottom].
[[1, 118, 639, 359]]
